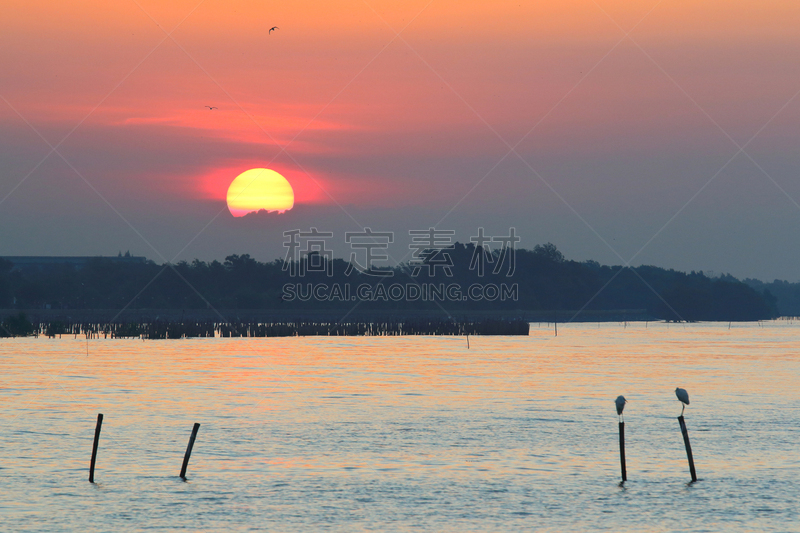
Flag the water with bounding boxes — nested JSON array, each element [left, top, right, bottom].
[[1, 322, 799, 532]]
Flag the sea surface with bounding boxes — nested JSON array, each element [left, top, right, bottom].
[[1, 321, 799, 532]]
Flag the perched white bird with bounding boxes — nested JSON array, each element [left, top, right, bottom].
[[675, 387, 690, 416], [615, 395, 627, 420]]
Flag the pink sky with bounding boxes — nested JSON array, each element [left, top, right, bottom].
[[2, 0, 800, 279]]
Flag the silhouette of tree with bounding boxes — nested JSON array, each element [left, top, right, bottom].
[[0, 244, 780, 320], [1, 312, 33, 337]]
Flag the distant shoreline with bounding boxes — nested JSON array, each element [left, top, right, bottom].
[[1, 308, 668, 323], [2, 309, 790, 339]]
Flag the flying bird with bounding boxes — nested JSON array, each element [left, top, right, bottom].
[[205, 106, 217, 110], [269, 26, 279, 34], [615, 395, 627, 421], [675, 387, 690, 416]]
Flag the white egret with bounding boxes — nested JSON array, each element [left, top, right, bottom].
[[675, 387, 690, 416], [615, 395, 627, 421]]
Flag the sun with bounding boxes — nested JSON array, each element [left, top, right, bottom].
[[226, 168, 294, 217]]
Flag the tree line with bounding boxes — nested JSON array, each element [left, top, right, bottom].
[[742, 278, 800, 317], [0, 243, 781, 321]]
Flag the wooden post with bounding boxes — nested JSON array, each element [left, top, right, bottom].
[[180, 423, 201, 479], [677, 416, 697, 482], [619, 421, 627, 482], [89, 413, 103, 483]]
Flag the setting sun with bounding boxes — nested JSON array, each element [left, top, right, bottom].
[[226, 168, 294, 217]]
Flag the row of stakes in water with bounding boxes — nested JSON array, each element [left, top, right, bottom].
[[88, 414, 200, 483], [86, 388, 696, 485], [615, 387, 697, 483], [32, 318, 530, 339]]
